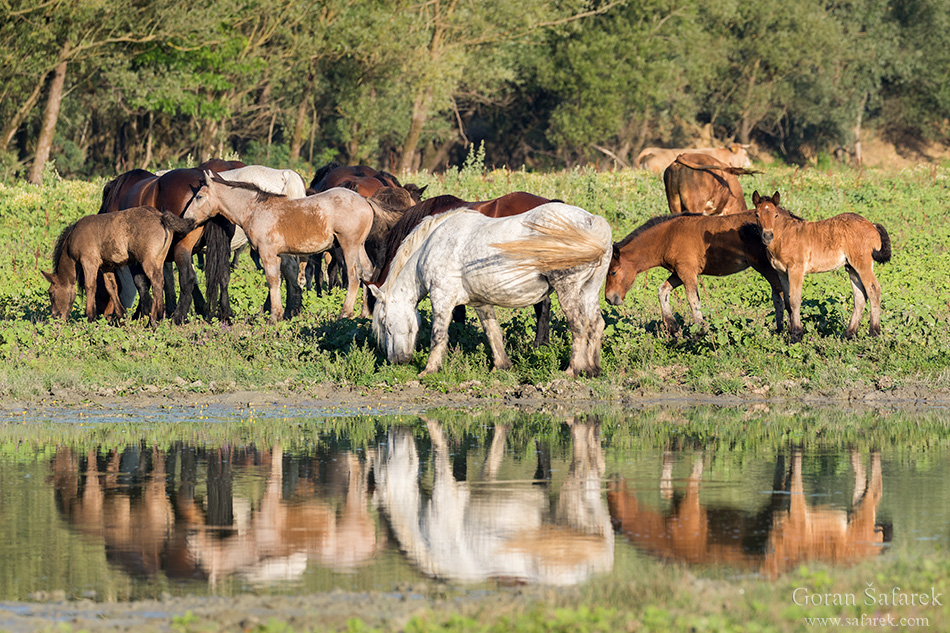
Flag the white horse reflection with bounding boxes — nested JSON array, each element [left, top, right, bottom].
[[373, 419, 613, 585]]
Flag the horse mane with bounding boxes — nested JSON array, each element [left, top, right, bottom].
[[374, 170, 403, 188], [382, 207, 476, 290], [366, 188, 414, 241], [99, 169, 153, 214], [373, 195, 470, 283], [615, 214, 697, 248], [210, 171, 285, 203], [309, 161, 343, 190]]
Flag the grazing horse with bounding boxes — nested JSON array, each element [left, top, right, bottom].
[[185, 171, 377, 321], [663, 153, 758, 216], [753, 191, 892, 342], [97, 158, 245, 322], [370, 204, 612, 377], [42, 206, 194, 323], [370, 191, 556, 346], [606, 210, 790, 334]]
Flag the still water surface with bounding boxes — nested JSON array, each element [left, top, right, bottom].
[[0, 403, 947, 601]]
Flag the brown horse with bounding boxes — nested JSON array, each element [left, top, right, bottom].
[[663, 153, 758, 216], [42, 206, 194, 323], [370, 191, 555, 346], [309, 163, 425, 290], [309, 162, 427, 202], [753, 191, 892, 343], [607, 450, 888, 578], [97, 158, 245, 322], [185, 172, 378, 320], [605, 211, 790, 334]]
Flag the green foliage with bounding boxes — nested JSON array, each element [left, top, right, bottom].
[[1, 166, 949, 399]]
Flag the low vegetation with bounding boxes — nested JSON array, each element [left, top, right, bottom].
[[1, 162, 949, 402]]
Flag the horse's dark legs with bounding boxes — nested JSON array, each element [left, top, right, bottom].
[[162, 262, 177, 314], [532, 296, 551, 347], [203, 218, 234, 323], [280, 254, 303, 318], [785, 267, 804, 343], [170, 228, 205, 324], [132, 269, 153, 320]]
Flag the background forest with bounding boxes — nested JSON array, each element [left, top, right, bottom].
[[3, 0, 950, 183]]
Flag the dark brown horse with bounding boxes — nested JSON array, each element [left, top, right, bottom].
[[43, 206, 193, 323], [605, 210, 790, 334], [369, 191, 555, 346], [309, 162, 426, 202], [98, 159, 245, 322], [753, 191, 891, 342]]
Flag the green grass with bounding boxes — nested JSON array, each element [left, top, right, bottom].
[[1, 164, 949, 401]]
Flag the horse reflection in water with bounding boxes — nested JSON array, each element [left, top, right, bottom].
[[373, 419, 613, 585], [607, 450, 888, 577], [49, 444, 381, 585]]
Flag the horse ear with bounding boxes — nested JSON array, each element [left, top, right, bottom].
[[418, 184, 428, 195], [752, 191, 761, 205], [772, 191, 780, 206], [367, 284, 384, 302], [203, 169, 215, 185], [41, 270, 54, 283]]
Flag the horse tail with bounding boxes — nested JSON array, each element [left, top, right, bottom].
[[492, 213, 612, 272], [203, 216, 234, 321], [160, 210, 196, 235], [873, 223, 892, 264], [309, 161, 343, 190], [674, 155, 760, 176]]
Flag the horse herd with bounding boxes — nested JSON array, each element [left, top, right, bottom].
[[44, 153, 893, 377]]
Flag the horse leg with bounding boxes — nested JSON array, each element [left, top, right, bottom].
[[473, 305, 513, 371], [339, 245, 364, 318], [170, 228, 204, 324], [551, 278, 593, 377], [83, 262, 101, 322], [162, 262, 176, 314], [116, 266, 137, 311], [279, 254, 303, 318], [260, 252, 284, 323], [658, 274, 683, 334], [420, 303, 455, 377], [532, 295, 551, 348], [786, 267, 805, 343], [679, 272, 707, 334], [102, 272, 125, 323], [143, 258, 165, 324]]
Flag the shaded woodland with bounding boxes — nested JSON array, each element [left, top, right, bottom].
[[3, 0, 949, 182]]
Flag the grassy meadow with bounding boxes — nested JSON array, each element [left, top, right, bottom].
[[0, 161, 949, 401]]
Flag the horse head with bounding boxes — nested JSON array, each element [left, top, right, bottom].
[[752, 190, 783, 246], [368, 284, 419, 364], [42, 270, 76, 320], [184, 170, 223, 225], [604, 244, 635, 306]]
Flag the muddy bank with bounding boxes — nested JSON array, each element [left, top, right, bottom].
[[2, 377, 949, 417]]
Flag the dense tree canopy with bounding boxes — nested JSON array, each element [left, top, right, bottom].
[[1, 0, 947, 181]]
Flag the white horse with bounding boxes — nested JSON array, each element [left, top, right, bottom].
[[369, 203, 612, 377]]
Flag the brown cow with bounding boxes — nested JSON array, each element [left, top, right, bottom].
[[636, 143, 753, 175], [663, 153, 758, 216]]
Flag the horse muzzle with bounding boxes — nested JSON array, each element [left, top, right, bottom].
[[761, 230, 774, 245], [605, 292, 624, 306]]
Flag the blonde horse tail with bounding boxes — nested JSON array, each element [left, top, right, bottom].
[[492, 214, 612, 272], [872, 223, 891, 264]]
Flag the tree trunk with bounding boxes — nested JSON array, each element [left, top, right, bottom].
[[1, 72, 48, 150], [28, 55, 68, 184], [289, 73, 314, 161], [143, 111, 154, 170], [398, 86, 434, 173], [852, 92, 867, 166]]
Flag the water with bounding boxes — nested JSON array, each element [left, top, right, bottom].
[[0, 403, 947, 601]]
